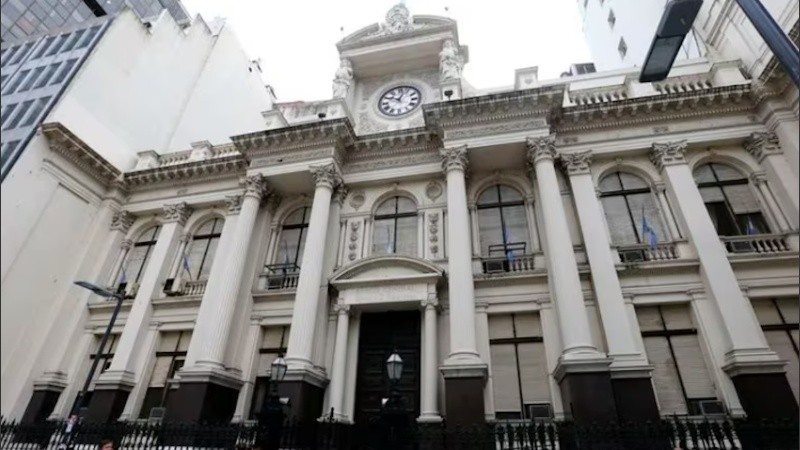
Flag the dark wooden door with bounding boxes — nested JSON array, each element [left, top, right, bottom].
[[354, 311, 420, 424]]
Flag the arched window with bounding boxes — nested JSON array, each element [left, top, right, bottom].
[[477, 185, 529, 258], [599, 172, 665, 245], [693, 163, 767, 236], [124, 225, 161, 284], [276, 207, 310, 269], [372, 196, 417, 256], [184, 218, 223, 280]]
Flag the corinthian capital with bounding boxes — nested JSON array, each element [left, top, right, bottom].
[[110, 210, 136, 233], [744, 131, 782, 162], [243, 174, 270, 200], [439, 145, 468, 174], [526, 135, 557, 165], [162, 202, 193, 225], [310, 163, 342, 189], [650, 141, 687, 171], [560, 150, 593, 175]]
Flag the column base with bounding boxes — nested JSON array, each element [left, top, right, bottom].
[[729, 372, 798, 419], [21, 390, 62, 424], [163, 382, 240, 424], [610, 369, 659, 422], [554, 357, 616, 422], [441, 363, 487, 426], [85, 388, 131, 423], [416, 413, 443, 423], [279, 368, 328, 424]]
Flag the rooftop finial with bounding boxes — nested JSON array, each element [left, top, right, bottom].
[[383, 2, 413, 34]]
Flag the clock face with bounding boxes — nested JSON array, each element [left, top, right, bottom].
[[378, 86, 421, 116]]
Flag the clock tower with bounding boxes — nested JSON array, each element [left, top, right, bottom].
[[332, 3, 469, 135]]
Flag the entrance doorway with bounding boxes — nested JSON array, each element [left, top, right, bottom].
[[354, 311, 421, 424]]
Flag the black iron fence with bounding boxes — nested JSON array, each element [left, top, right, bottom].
[[1, 415, 797, 450]]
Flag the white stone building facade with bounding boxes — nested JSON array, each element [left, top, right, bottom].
[[2, 4, 798, 425]]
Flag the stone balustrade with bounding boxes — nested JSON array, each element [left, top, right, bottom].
[[721, 234, 791, 254], [617, 242, 680, 263], [479, 254, 536, 275]]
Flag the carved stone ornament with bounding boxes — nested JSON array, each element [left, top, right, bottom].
[[225, 195, 243, 215], [162, 202, 193, 225], [349, 191, 366, 210], [243, 174, 270, 200], [749, 171, 768, 185], [348, 220, 361, 261], [560, 150, 593, 175], [744, 131, 782, 162], [334, 303, 351, 315], [440, 146, 468, 174], [425, 181, 443, 201], [332, 58, 354, 99], [427, 212, 439, 256], [382, 3, 414, 34], [334, 185, 350, 206], [650, 141, 687, 171], [439, 39, 463, 81], [526, 135, 557, 165], [120, 238, 134, 251], [110, 210, 136, 233], [180, 232, 193, 244], [310, 163, 343, 189]]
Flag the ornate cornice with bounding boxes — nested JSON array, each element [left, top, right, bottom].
[[555, 83, 754, 133], [423, 86, 563, 135], [650, 141, 688, 171], [124, 151, 247, 191], [560, 150, 593, 175], [526, 135, 557, 165], [162, 202, 193, 225], [310, 163, 343, 190], [345, 127, 441, 174], [439, 145, 468, 174], [41, 122, 124, 189], [744, 131, 782, 162], [232, 118, 355, 169], [110, 210, 136, 233]]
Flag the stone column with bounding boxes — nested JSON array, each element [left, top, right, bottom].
[[562, 150, 659, 421], [652, 141, 795, 419], [526, 136, 614, 422], [326, 303, 350, 421], [283, 163, 341, 423], [750, 172, 791, 232], [232, 319, 263, 423], [524, 196, 540, 252], [468, 203, 481, 258], [744, 131, 799, 228], [474, 302, 495, 421], [89, 202, 191, 423], [118, 322, 160, 421], [417, 211, 425, 258], [419, 296, 442, 423], [167, 176, 269, 424], [438, 146, 486, 426]]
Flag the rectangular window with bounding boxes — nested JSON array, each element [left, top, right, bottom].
[[88, 334, 120, 389], [61, 29, 85, 53], [50, 58, 77, 85], [249, 326, 290, 419], [10, 42, 33, 65], [77, 26, 100, 49], [0, 74, 7, 87], [618, 37, 628, 58], [46, 34, 68, 56], [0, 103, 17, 124], [3, 99, 33, 130], [4, 69, 30, 94], [489, 313, 551, 420], [752, 299, 799, 402], [18, 65, 45, 92], [20, 96, 51, 127], [139, 330, 192, 419], [32, 36, 56, 59], [637, 304, 718, 416], [0, 140, 21, 167], [33, 62, 60, 89]]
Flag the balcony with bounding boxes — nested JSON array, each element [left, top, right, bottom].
[[163, 278, 208, 297], [258, 263, 301, 291], [480, 243, 536, 275], [721, 234, 792, 255], [181, 279, 208, 296], [617, 242, 680, 263]]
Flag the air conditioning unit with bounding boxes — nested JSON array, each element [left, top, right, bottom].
[[484, 259, 507, 274], [694, 399, 725, 416], [729, 241, 755, 253], [125, 281, 140, 298], [165, 278, 185, 295], [525, 403, 553, 420], [267, 276, 286, 290], [619, 249, 646, 263], [148, 407, 166, 423]]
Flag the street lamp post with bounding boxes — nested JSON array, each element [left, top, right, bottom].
[[70, 282, 126, 419], [258, 355, 287, 450], [641, 0, 799, 87], [382, 351, 407, 450]]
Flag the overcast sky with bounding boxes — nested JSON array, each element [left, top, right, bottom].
[[181, 0, 592, 102]]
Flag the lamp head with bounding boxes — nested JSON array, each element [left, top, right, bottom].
[[386, 351, 403, 382], [271, 355, 288, 381]]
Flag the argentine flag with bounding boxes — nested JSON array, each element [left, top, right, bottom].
[[641, 211, 658, 249]]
